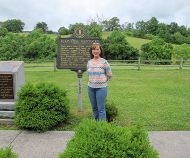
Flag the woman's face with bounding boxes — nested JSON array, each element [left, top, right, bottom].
[[92, 46, 101, 58]]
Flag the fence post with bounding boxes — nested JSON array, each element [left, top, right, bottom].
[[54, 58, 57, 72], [179, 58, 183, 70], [137, 57, 141, 70]]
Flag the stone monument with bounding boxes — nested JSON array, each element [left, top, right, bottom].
[[0, 61, 24, 124]]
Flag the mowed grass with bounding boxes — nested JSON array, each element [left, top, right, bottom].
[[125, 36, 151, 50], [24, 63, 190, 131], [102, 32, 150, 50]]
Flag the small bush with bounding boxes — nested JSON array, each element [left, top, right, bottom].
[[59, 119, 159, 158], [144, 34, 156, 40], [106, 100, 118, 122], [16, 83, 70, 132], [0, 147, 19, 158]]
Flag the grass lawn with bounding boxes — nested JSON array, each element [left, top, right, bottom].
[[125, 36, 151, 50], [102, 32, 151, 50], [18, 63, 190, 131]]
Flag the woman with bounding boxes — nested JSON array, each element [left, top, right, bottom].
[[87, 43, 112, 120]]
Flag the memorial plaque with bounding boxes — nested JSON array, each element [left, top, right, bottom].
[[0, 74, 14, 99], [56, 28, 101, 70]]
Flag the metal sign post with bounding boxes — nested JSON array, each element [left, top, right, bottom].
[[77, 70, 83, 111]]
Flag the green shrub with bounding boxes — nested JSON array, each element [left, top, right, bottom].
[[0, 27, 8, 37], [144, 34, 156, 40], [15, 83, 70, 132], [59, 119, 159, 158], [0, 147, 19, 158], [106, 100, 118, 122], [103, 30, 139, 60], [141, 37, 173, 62]]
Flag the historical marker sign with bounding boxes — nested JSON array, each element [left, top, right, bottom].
[[0, 74, 14, 99], [56, 28, 101, 70], [56, 28, 101, 111]]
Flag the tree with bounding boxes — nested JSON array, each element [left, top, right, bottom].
[[134, 20, 147, 37], [0, 27, 8, 37], [1, 19, 25, 33], [68, 23, 85, 34], [0, 33, 25, 60], [103, 31, 139, 60], [171, 32, 186, 44], [173, 44, 190, 61], [34, 22, 48, 32], [168, 22, 179, 34], [102, 17, 121, 31], [0, 21, 3, 27], [146, 17, 159, 35], [24, 29, 56, 59], [121, 22, 134, 31], [157, 23, 171, 42], [86, 22, 102, 38], [58, 26, 69, 35], [178, 25, 188, 37], [141, 38, 173, 61]]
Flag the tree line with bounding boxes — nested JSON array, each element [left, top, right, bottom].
[[1, 17, 190, 45], [0, 18, 190, 62]]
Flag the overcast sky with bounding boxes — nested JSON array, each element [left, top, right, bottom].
[[1, 0, 190, 31]]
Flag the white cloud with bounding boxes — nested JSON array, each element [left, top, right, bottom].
[[0, 0, 190, 31]]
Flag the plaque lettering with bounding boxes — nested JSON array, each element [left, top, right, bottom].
[[0, 74, 14, 99]]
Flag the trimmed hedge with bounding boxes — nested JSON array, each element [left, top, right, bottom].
[[59, 119, 159, 158], [15, 83, 70, 132], [0, 147, 19, 158]]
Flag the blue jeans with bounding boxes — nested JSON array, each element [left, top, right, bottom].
[[88, 86, 107, 120]]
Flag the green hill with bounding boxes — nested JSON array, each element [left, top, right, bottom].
[[102, 32, 151, 50], [20, 32, 150, 50]]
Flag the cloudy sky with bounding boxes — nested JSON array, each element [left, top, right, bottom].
[[0, 0, 190, 31]]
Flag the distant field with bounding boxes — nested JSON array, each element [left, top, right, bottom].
[[125, 36, 151, 50], [22, 63, 190, 131], [102, 32, 150, 50]]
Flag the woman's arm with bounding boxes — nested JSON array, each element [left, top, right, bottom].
[[104, 61, 112, 80]]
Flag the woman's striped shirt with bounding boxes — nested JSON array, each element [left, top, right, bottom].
[[87, 58, 112, 88]]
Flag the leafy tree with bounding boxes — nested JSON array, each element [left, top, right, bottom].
[[24, 29, 56, 59], [185, 36, 190, 44], [121, 22, 134, 31], [0, 33, 25, 60], [68, 23, 85, 34], [187, 28, 190, 36], [168, 22, 179, 34], [134, 20, 147, 38], [178, 25, 188, 37], [58, 26, 69, 35], [141, 38, 173, 61], [173, 44, 190, 61], [1, 19, 25, 32], [171, 32, 186, 44], [102, 17, 121, 31], [157, 23, 171, 42], [0, 29, 56, 61], [146, 17, 159, 35], [0, 27, 8, 37], [103, 31, 139, 60], [46, 30, 54, 34], [34, 22, 48, 32], [86, 22, 102, 38]]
